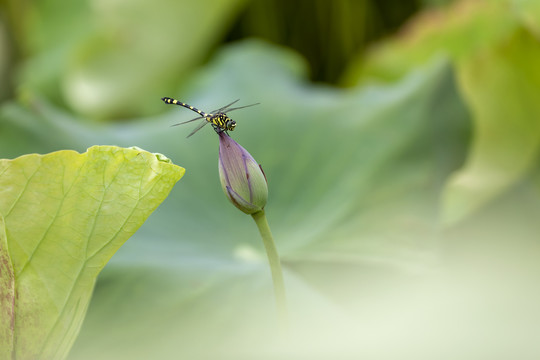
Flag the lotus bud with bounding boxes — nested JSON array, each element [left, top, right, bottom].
[[218, 132, 268, 214]]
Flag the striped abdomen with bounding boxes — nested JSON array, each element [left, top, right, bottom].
[[161, 97, 208, 118]]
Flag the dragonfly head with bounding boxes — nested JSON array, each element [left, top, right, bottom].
[[227, 119, 237, 132]]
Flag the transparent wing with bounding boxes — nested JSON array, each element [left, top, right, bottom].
[[225, 102, 260, 113], [186, 119, 209, 138], [210, 99, 260, 116], [171, 115, 206, 127], [211, 99, 240, 113]]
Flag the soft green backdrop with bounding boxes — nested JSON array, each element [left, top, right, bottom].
[[1, 0, 540, 358]]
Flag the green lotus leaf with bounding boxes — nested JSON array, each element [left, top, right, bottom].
[[442, 29, 540, 224], [0, 146, 184, 359]]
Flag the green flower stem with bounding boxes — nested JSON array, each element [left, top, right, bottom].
[[251, 209, 288, 327]]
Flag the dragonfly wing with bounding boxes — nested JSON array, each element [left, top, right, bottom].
[[186, 119, 209, 138], [225, 102, 260, 113], [171, 115, 206, 127], [211, 99, 240, 113]]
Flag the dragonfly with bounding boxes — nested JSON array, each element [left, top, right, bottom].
[[161, 97, 259, 137]]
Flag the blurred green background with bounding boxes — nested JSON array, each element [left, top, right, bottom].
[[2, 0, 540, 358]]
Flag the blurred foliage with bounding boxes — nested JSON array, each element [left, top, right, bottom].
[[345, 0, 540, 224], [225, 0, 422, 83], [1, 0, 248, 118], [0, 0, 438, 118], [1, 0, 540, 358], [447, 28, 540, 224], [344, 0, 519, 83], [0, 14, 11, 100]]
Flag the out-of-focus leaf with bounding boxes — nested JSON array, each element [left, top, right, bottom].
[[1, 40, 477, 358], [15, 0, 247, 118], [513, 0, 540, 36], [0, 19, 11, 100], [343, 0, 518, 85], [442, 29, 540, 224], [344, 0, 540, 225], [0, 146, 184, 359]]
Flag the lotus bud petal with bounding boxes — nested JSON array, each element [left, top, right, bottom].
[[218, 132, 268, 214]]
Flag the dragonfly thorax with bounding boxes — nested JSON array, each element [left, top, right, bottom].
[[210, 113, 236, 132]]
